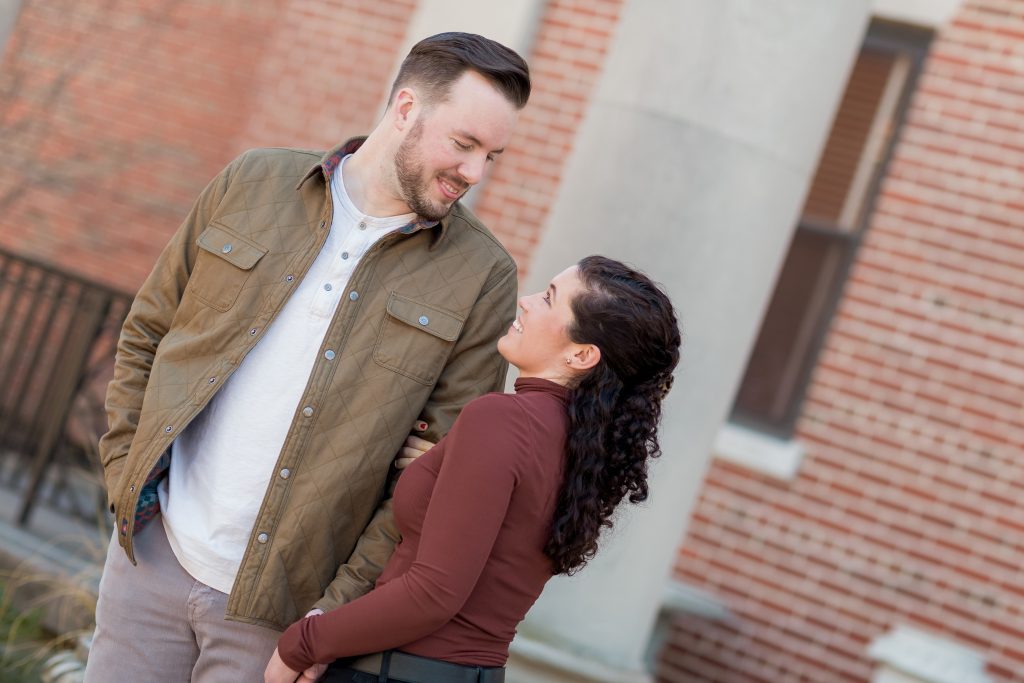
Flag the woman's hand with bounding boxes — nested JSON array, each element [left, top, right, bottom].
[[298, 662, 327, 681], [396, 435, 435, 469], [264, 647, 301, 683]]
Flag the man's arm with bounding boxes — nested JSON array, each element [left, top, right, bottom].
[[312, 259, 518, 613], [97, 156, 240, 508]]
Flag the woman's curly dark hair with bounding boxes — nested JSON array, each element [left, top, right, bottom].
[[544, 255, 681, 575]]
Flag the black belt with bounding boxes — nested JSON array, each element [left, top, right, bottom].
[[349, 650, 505, 683]]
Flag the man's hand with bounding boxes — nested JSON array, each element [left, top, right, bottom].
[[395, 435, 436, 470], [264, 648, 300, 683]]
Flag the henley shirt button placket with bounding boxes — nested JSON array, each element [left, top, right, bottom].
[[323, 283, 332, 291], [358, 221, 366, 230]]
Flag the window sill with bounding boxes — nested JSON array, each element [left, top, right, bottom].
[[712, 422, 806, 480]]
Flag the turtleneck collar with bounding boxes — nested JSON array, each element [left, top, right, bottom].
[[513, 376, 570, 402]]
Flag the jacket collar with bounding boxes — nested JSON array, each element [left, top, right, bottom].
[[297, 136, 450, 246]]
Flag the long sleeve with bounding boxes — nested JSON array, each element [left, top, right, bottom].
[[278, 395, 531, 671], [311, 260, 517, 613], [97, 154, 240, 508]]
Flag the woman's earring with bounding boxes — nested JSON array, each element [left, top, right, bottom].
[[565, 358, 572, 365]]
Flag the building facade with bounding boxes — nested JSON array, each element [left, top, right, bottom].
[[0, 0, 1020, 681]]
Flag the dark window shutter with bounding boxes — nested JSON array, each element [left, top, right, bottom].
[[731, 22, 930, 436]]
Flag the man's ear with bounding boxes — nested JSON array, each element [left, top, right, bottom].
[[391, 87, 417, 130], [570, 344, 601, 371]]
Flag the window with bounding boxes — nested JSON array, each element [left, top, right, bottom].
[[731, 21, 932, 437]]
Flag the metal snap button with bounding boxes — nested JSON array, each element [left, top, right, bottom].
[[302, 406, 314, 417], [349, 291, 359, 301], [418, 316, 429, 326], [279, 468, 291, 480], [324, 350, 335, 360], [221, 244, 233, 254], [257, 533, 268, 544]]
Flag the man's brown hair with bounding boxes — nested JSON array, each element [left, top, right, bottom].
[[390, 32, 531, 109]]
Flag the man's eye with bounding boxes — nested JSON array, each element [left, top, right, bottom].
[[452, 139, 471, 151]]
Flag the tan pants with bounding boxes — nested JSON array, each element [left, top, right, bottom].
[[84, 520, 280, 682]]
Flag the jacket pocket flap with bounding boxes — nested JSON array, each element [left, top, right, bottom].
[[196, 224, 267, 271], [386, 293, 464, 342]]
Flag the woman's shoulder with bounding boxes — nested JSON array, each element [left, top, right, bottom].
[[458, 391, 529, 424]]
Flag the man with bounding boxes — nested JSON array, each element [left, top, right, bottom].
[[84, 32, 529, 682]]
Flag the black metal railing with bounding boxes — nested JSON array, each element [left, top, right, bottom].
[[0, 246, 132, 526]]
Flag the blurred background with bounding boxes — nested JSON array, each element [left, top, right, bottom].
[[0, 1, 1021, 682]]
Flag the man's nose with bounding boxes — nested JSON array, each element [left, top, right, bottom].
[[458, 155, 488, 186]]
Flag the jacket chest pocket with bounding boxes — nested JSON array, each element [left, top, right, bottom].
[[187, 223, 268, 311], [373, 292, 465, 386]]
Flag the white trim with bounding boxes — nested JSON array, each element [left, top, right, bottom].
[[870, 0, 965, 29], [713, 422, 806, 480], [868, 626, 993, 683], [507, 635, 651, 683], [661, 580, 730, 621]]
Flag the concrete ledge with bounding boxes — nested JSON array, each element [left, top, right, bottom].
[[868, 625, 992, 683], [507, 634, 651, 683], [713, 422, 805, 480]]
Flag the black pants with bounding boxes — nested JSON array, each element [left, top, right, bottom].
[[322, 663, 412, 683]]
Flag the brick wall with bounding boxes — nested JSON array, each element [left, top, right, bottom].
[[0, 0, 284, 293], [235, 0, 415, 151], [660, 2, 1024, 682], [0, 0, 416, 294], [472, 0, 622, 275]]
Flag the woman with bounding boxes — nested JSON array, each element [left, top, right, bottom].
[[265, 255, 681, 683]]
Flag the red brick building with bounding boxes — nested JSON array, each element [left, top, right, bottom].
[[0, 1, 1020, 682]]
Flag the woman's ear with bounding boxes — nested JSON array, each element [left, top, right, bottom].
[[569, 344, 601, 371]]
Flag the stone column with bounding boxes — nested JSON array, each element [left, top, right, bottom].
[[507, 1, 871, 681], [0, 0, 22, 56], [399, 0, 542, 59]]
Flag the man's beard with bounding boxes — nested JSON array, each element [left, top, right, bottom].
[[394, 118, 465, 221]]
